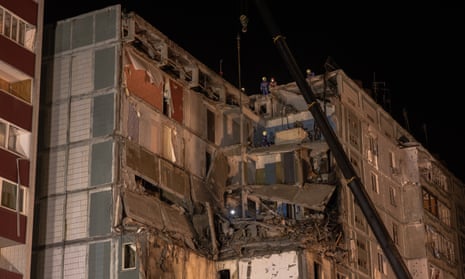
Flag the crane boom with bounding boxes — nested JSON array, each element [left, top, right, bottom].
[[253, 1, 412, 278]]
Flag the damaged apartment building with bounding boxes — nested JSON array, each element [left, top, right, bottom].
[[33, 4, 465, 279]]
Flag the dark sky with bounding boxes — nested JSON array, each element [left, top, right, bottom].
[[44, 1, 465, 182]]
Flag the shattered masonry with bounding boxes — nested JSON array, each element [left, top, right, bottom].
[[34, 5, 465, 279]]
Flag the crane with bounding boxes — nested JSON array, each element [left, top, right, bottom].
[[252, 1, 413, 278]]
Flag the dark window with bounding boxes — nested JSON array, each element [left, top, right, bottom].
[[218, 269, 230, 279], [123, 243, 136, 270], [207, 110, 215, 142], [314, 262, 321, 279], [206, 151, 212, 175]]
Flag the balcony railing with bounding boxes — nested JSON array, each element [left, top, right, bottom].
[[0, 77, 31, 104]]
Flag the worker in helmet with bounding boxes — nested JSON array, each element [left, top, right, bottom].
[[306, 69, 315, 79], [260, 76, 270, 95], [262, 130, 270, 146], [270, 77, 277, 88]]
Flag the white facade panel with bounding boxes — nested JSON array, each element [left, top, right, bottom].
[[184, 133, 203, 178], [38, 196, 65, 245], [39, 150, 66, 197], [71, 50, 93, 96], [52, 55, 71, 102], [38, 247, 64, 279], [49, 103, 69, 147], [63, 245, 87, 279], [1, 246, 27, 275], [67, 145, 89, 191], [69, 97, 91, 142], [65, 192, 89, 240]]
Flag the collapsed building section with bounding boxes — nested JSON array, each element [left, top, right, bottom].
[[34, 5, 465, 279], [117, 10, 345, 277]]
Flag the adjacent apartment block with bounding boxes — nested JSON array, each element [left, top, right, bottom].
[[34, 4, 465, 279], [0, 0, 43, 279]]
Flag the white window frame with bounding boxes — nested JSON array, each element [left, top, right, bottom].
[[0, 177, 27, 214], [0, 5, 36, 51], [0, 118, 30, 158], [122, 242, 136, 271]]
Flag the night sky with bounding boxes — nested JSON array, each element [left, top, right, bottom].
[[44, 1, 465, 182]]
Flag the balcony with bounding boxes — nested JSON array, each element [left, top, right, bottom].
[[0, 77, 31, 104], [0, 206, 27, 247], [0, 268, 22, 279]]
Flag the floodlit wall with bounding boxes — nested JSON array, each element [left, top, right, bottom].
[[217, 251, 301, 279], [34, 5, 120, 278]]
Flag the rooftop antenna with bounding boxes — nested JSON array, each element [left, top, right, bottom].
[[372, 72, 392, 112], [219, 59, 223, 76], [238, 9, 248, 218], [402, 108, 410, 132], [372, 72, 386, 104], [422, 123, 429, 147], [324, 56, 340, 72], [236, 33, 242, 89]]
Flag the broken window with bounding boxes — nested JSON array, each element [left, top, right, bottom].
[[122, 243, 136, 270], [389, 151, 399, 174], [136, 175, 174, 205], [225, 189, 242, 218], [259, 104, 267, 115], [218, 269, 230, 279], [207, 109, 215, 143], [389, 186, 396, 207], [354, 203, 367, 232], [313, 262, 322, 279], [347, 110, 360, 151], [261, 199, 277, 213], [370, 172, 379, 193], [277, 202, 294, 219], [392, 223, 399, 245], [367, 134, 378, 168], [422, 189, 438, 217], [438, 202, 451, 227], [247, 199, 257, 219], [162, 125, 176, 162], [255, 153, 296, 185], [430, 163, 448, 192], [356, 237, 369, 274]]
